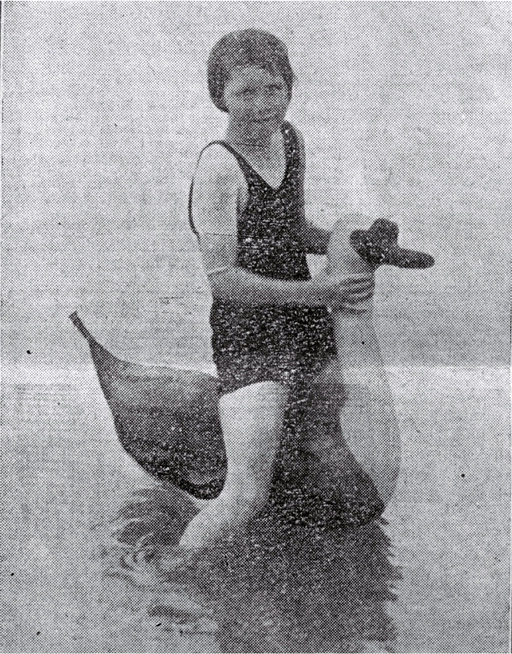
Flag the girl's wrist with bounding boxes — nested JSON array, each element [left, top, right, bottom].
[[301, 279, 332, 306]]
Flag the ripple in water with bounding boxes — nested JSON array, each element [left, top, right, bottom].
[[101, 484, 400, 652]]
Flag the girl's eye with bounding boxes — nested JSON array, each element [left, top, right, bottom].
[[265, 84, 284, 95], [241, 89, 256, 98]]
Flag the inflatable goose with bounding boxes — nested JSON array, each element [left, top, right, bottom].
[[71, 217, 433, 516]]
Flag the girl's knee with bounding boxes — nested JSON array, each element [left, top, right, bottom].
[[224, 457, 274, 499], [220, 380, 289, 410], [237, 485, 271, 517]]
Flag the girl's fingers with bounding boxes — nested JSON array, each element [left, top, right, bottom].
[[344, 272, 374, 281], [348, 275, 375, 287], [337, 280, 374, 293], [332, 278, 373, 290], [333, 273, 374, 285], [328, 273, 375, 304], [343, 289, 374, 303], [349, 282, 375, 294]]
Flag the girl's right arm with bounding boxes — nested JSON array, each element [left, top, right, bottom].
[[191, 146, 373, 309]]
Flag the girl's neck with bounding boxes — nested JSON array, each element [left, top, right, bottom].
[[225, 123, 282, 150]]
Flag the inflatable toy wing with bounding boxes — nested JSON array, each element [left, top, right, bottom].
[[69, 312, 226, 499]]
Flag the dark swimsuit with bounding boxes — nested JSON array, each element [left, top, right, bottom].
[[189, 121, 337, 396]]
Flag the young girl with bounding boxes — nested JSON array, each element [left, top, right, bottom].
[[180, 29, 375, 551]]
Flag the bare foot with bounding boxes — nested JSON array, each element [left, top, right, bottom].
[[103, 532, 165, 589], [155, 545, 200, 578]]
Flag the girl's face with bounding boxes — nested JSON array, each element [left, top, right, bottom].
[[222, 65, 290, 139]]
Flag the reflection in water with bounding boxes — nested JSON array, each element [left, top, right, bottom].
[[106, 485, 399, 652]]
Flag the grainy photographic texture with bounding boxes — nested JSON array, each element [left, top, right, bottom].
[[1, 2, 510, 652]]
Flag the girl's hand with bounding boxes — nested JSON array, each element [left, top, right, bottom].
[[311, 268, 375, 311]]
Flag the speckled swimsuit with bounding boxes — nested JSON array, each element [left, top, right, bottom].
[[189, 121, 337, 395]]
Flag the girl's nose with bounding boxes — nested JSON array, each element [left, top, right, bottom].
[[253, 92, 270, 113]]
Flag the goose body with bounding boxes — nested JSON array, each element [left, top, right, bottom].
[[71, 310, 388, 526]]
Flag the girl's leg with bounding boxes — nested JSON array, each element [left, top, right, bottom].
[[178, 381, 289, 550]]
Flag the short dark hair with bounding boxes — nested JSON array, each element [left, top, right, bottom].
[[207, 29, 295, 112]]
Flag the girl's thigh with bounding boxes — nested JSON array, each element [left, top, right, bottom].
[[215, 350, 330, 461], [219, 380, 289, 488]]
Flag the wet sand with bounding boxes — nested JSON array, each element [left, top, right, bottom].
[[1, 364, 508, 652]]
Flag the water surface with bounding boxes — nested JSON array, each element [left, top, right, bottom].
[[1, 365, 508, 652]]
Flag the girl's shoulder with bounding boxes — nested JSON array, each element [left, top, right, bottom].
[[283, 120, 303, 139], [194, 142, 243, 189], [295, 126, 305, 154]]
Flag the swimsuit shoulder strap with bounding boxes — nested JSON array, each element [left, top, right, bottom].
[[188, 140, 255, 238], [281, 120, 301, 171]]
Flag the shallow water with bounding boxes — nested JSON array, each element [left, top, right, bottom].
[[1, 365, 509, 652], [3, 2, 510, 650]]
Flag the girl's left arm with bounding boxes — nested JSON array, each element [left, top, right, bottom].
[[295, 128, 331, 255]]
